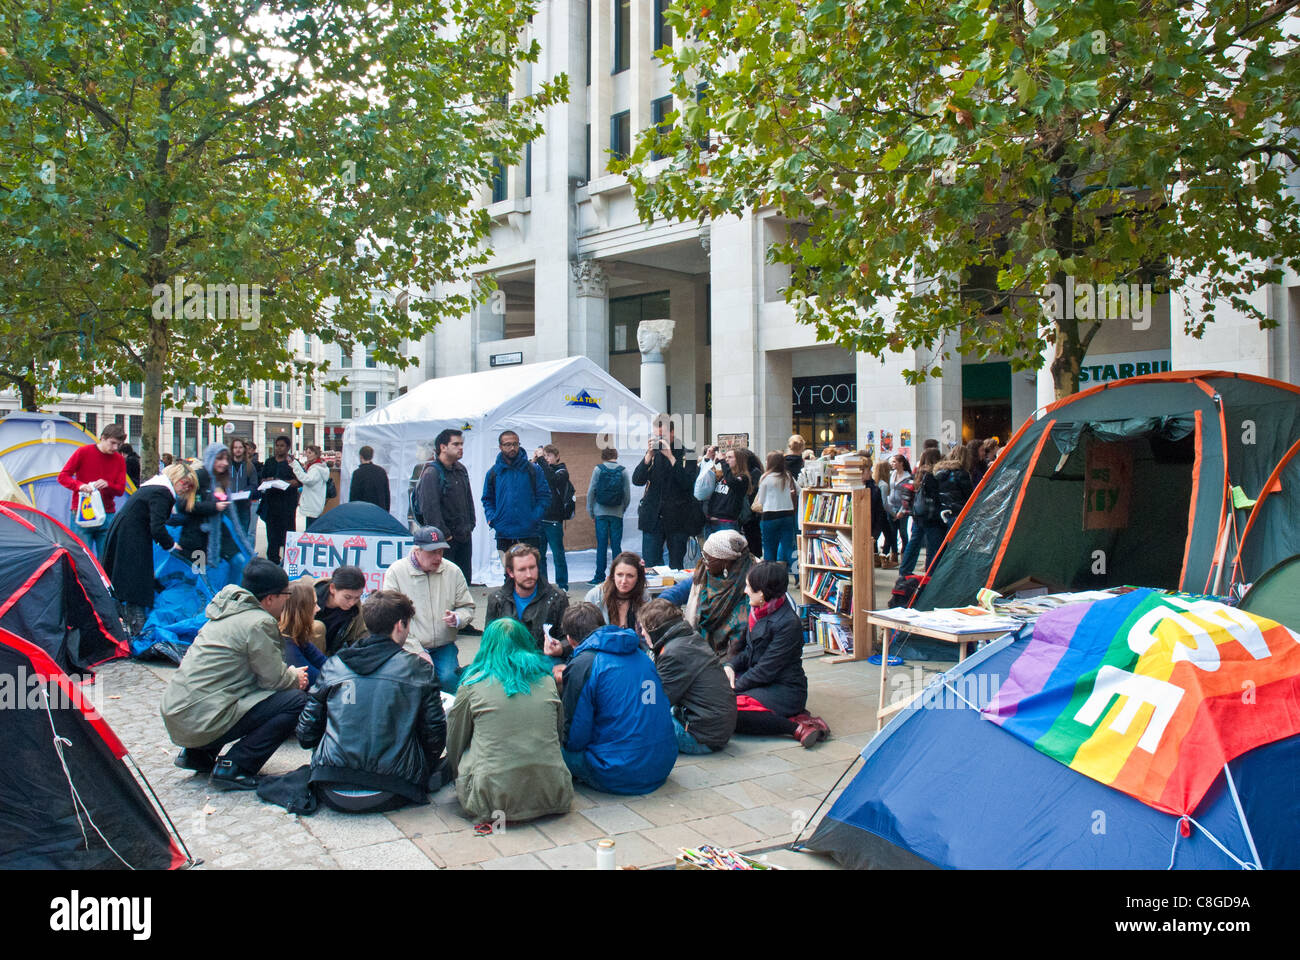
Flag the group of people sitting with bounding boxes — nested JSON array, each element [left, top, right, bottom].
[[160, 527, 829, 824]]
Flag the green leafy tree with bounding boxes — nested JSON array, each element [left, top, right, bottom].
[[0, 0, 564, 465], [623, 0, 1300, 397]]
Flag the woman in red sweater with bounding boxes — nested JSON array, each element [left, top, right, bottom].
[[57, 422, 128, 557]]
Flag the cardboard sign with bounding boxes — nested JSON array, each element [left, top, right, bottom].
[[283, 531, 414, 594], [1083, 441, 1132, 530], [715, 433, 750, 451]]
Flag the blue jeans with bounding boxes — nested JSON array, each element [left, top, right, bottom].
[[71, 509, 110, 557], [429, 642, 461, 694], [898, 519, 945, 577], [760, 513, 796, 566], [539, 520, 568, 589], [592, 515, 623, 581], [704, 520, 740, 540], [561, 747, 602, 790], [672, 715, 714, 755], [642, 529, 689, 568]]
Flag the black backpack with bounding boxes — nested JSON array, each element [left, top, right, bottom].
[[325, 476, 337, 500], [889, 574, 927, 608], [546, 464, 576, 521], [410, 461, 446, 526], [592, 464, 626, 507], [911, 472, 939, 523]]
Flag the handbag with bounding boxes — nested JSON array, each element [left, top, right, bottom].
[[76, 489, 107, 529]]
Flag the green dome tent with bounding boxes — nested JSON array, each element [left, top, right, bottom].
[[914, 371, 1300, 611], [1238, 554, 1300, 632]]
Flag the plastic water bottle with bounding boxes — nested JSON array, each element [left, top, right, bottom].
[[595, 838, 616, 870]]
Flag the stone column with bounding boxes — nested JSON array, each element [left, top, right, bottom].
[[637, 319, 676, 417], [570, 258, 610, 368]]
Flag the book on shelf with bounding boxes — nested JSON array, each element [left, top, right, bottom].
[[828, 456, 869, 488], [802, 491, 853, 526], [807, 570, 852, 612], [814, 613, 853, 654], [805, 534, 853, 568]]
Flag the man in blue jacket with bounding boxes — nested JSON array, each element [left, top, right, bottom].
[[481, 430, 550, 575], [556, 602, 677, 795]]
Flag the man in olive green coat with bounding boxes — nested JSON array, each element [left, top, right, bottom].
[[161, 559, 309, 790]]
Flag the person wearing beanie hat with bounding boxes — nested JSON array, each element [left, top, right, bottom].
[[680, 529, 757, 658], [160, 559, 309, 790]]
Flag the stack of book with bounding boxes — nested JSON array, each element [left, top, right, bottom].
[[828, 455, 869, 488], [807, 570, 853, 612], [803, 492, 853, 526], [805, 533, 854, 567], [814, 613, 853, 654]]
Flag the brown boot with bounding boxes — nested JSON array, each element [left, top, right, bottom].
[[794, 719, 824, 748]]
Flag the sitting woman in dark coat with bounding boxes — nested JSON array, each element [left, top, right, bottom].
[[102, 461, 198, 634], [725, 561, 830, 748]]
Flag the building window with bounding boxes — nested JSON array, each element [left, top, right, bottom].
[[340, 391, 353, 421], [172, 418, 182, 457], [365, 345, 377, 369], [491, 159, 507, 203], [113, 383, 124, 398], [129, 415, 143, 444], [651, 95, 673, 161], [304, 385, 312, 412], [695, 81, 710, 150], [338, 344, 351, 368], [184, 418, 199, 460], [60, 410, 81, 425], [273, 382, 284, 409], [610, 290, 670, 354], [128, 381, 143, 399], [613, 0, 630, 73], [365, 390, 378, 413], [610, 110, 631, 163], [654, 0, 672, 50], [302, 333, 313, 356]]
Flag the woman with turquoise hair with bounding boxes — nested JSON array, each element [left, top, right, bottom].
[[444, 618, 574, 823]]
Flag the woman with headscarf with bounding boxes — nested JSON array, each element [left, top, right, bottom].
[[177, 442, 253, 573], [682, 530, 756, 658], [102, 461, 198, 634]]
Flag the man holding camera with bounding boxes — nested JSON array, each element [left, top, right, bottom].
[[632, 419, 693, 568]]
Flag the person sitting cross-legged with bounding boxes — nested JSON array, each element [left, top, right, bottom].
[[554, 602, 677, 795], [639, 598, 737, 755], [296, 590, 450, 814], [444, 618, 574, 824], [161, 559, 309, 790]]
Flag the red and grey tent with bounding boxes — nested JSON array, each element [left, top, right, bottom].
[[0, 627, 191, 869], [914, 371, 1300, 610], [0, 501, 128, 675]]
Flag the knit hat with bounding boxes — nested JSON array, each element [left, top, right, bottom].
[[702, 529, 748, 561], [241, 558, 290, 599]]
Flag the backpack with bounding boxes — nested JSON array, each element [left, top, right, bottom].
[[911, 472, 939, 523], [592, 464, 626, 507], [889, 573, 927, 609], [410, 461, 446, 526], [546, 464, 576, 521], [325, 475, 337, 500]]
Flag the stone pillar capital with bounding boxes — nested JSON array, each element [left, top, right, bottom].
[[570, 258, 609, 298]]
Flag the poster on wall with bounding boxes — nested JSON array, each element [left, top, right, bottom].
[[899, 429, 913, 464], [283, 531, 415, 594], [880, 431, 894, 454], [863, 430, 875, 460]]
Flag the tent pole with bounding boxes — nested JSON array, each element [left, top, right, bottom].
[[125, 752, 197, 868], [789, 754, 861, 850], [1222, 764, 1262, 870]]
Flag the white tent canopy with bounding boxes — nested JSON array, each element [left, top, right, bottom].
[[341, 356, 663, 584]]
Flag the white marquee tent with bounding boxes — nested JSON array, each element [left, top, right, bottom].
[[341, 356, 664, 584]]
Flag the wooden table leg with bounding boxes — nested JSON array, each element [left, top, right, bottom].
[[876, 628, 892, 731], [959, 640, 969, 661]]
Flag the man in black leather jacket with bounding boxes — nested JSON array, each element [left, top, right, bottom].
[[297, 590, 449, 813]]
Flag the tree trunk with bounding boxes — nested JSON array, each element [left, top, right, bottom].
[[1050, 333, 1082, 399], [141, 320, 168, 479]]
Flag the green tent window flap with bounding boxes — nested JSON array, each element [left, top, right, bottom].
[[1049, 416, 1197, 464]]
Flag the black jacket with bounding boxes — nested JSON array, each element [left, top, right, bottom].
[[102, 483, 176, 608], [784, 453, 804, 482], [728, 600, 808, 718], [177, 467, 241, 561], [538, 459, 571, 522], [349, 461, 391, 512], [706, 466, 750, 522], [484, 581, 570, 651], [651, 619, 737, 750], [296, 634, 446, 804], [416, 458, 475, 542], [631, 444, 693, 534], [933, 467, 974, 523], [258, 457, 300, 524]]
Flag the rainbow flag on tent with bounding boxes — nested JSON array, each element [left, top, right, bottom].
[[983, 588, 1300, 816]]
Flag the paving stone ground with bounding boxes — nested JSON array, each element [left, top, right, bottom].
[[96, 574, 951, 870]]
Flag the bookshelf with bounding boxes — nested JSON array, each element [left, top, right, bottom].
[[799, 487, 873, 663]]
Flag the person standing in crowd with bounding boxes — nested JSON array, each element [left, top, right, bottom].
[[632, 419, 693, 568], [177, 442, 250, 572], [279, 578, 328, 687], [57, 422, 128, 556], [482, 430, 549, 571], [310, 565, 369, 655], [753, 451, 797, 566], [583, 551, 650, 630], [416, 429, 477, 592], [290, 444, 330, 529], [726, 561, 829, 748], [120, 442, 142, 488], [784, 435, 806, 483], [102, 461, 198, 634], [872, 459, 897, 565], [555, 602, 677, 795], [694, 447, 751, 538], [534, 444, 573, 591], [934, 448, 974, 528], [678, 529, 756, 658], [444, 618, 574, 824], [349, 445, 391, 512], [898, 448, 943, 576], [587, 446, 630, 585], [248, 441, 264, 476], [297, 590, 450, 813], [161, 559, 309, 789], [259, 436, 300, 564], [887, 453, 913, 562], [484, 543, 569, 653], [382, 526, 475, 694], [228, 437, 261, 546], [640, 598, 737, 755], [981, 437, 1000, 473], [161, 452, 176, 468], [739, 448, 764, 557]]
